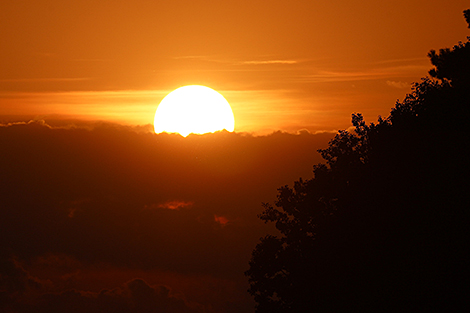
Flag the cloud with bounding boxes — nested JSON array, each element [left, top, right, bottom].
[[0, 90, 168, 127], [0, 78, 92, 82], [0, 122, 334, 312], [99, 278, 207, 313], [386, 80, 410, 88], [373, 57, 428, 65], [214, 215, 229, 226], [241, 60, 298, 65], [299, 70, 390, 83], [22, 278, 207, 313], [298, 62, 430, 84], [0, 119, 49, 128], [0, 256, 213, 312], [0, 257, 43, 294], [155, 201, 194, 210]]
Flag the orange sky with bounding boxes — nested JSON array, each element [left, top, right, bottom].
[[1, 3, 469, 311], [1, 0, 469, 133]]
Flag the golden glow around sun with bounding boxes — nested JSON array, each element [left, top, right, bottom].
[[154, 85, 235, 137]]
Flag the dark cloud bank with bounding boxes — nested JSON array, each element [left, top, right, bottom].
[[0, 122, 332, 312]]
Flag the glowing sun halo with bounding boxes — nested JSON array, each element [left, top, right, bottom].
[[154, 85, 235, 137]]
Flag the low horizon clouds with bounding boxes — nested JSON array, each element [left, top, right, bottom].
[[0, 120, 333, 312]]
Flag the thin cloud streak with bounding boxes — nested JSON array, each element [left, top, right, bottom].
[[241, 60, 298, 65], [298, 64, 430, 83], [386, 80, 410, 88], [373, 57, 428, 64], [0, 78, 93, 82], [0, 90, 169, 126], [299, 71, 390, 83], [157, 200, 194, 210]]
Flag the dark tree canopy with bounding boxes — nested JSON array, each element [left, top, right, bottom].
[[246, 11, 470, 312], [428, 10, 470, 87], [464, 9, 470, 28]]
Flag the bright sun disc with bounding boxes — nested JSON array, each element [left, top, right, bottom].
[[154, 85, 235, 137]]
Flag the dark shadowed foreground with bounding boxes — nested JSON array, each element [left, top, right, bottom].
[[0, 123, 332, 312], [246, 10, 470, 313]]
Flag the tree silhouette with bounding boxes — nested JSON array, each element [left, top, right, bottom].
[[428, 10, 470, 87], [246, 11, 470, 312], [464, 9, 470, 28]]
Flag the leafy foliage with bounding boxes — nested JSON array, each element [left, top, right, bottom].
[[428, 10, 470, 87], [465, 9, 470, 27], [246, 11, 470, 312]]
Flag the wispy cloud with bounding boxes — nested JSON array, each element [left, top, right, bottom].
[[241, 60, 298, 65], [298, 70, 390, 83], [0, 78, 92, 82], [214, 215, 229, 226], [374, 57, 428, 65], [386, 80, 410, 89], [172, 55, 212, 60], [299, 63, 430, 83], [73, 58, 113, 62], [0, 90, 168, 126], [156, 200, 194, 210]]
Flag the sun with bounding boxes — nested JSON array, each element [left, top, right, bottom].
[[154, 85, 235, 137]]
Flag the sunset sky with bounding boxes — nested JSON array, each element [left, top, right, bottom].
[[1, 1, 469, 312], [1, 0, 468, 133]]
